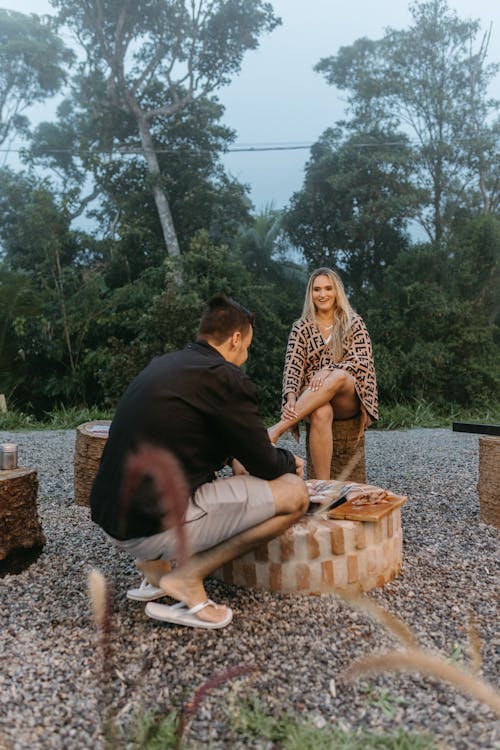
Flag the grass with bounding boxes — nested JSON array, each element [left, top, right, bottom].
[[111, 710, 179, 750], [107, 696, 437, 749], [1, 399, 499, 432], [0, 404, 114, 431], [225, 696, 437, 749], [359, 682, 403, 717], [374, 399, 500, 430]]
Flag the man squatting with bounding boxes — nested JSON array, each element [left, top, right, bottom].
[[90, 294, 308, 628]]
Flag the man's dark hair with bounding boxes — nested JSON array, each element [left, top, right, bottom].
[[197, 294, 255, 344]]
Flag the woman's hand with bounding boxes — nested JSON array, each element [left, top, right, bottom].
[[308, 368, 330, 392], [282, 394, 297, 421]]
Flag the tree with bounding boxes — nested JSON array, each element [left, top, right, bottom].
[[0, 9, 73, 150], [73, 231, 300, 417], [49, 0, 279, 261], [447, 213, 500, 327], [0, 168, 83, 380], [284, 126, 417, 294], [0, 266, 43, 405], [29, 91, 251, 280], [315, 0, 500, 244], [237, 205, 305, 282], [363, 220, 499, 408]]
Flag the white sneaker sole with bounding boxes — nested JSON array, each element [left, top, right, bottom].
[[127, 583, 165, 601]]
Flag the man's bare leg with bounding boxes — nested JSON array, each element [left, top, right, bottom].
[[138, 473, 308, 624]]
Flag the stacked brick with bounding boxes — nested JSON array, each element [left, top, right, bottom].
[[212, 508, 404, 595]]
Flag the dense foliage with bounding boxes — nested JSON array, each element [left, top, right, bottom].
[[0, 1, 498, 420], [315, 0, 500, 243]]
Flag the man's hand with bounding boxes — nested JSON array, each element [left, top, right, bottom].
[[294, 454, 304, 479], [231, 458, 248, 476]]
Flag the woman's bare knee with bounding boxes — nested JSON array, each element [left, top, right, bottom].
[[323, 369, 351, 395], [310, 403, 333, 429], [270, 474, 308, 516]]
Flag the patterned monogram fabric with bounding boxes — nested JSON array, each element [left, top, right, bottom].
[[281, 315, 379, 424]]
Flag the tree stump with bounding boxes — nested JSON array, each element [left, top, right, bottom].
[[478, 436, 500, 529], [74, 421, 111, 506], [0, 468, 45, 560], [306, 415, 366, 482]]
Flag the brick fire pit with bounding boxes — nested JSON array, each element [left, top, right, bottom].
[[212, 481, 407, 595]]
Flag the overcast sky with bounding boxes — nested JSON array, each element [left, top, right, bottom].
[[2, 0, 500, 212]]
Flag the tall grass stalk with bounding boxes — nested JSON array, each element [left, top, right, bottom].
[[342, 595, 500, 718], [87, 569, 118, 746], [344, 649, 500, 717]]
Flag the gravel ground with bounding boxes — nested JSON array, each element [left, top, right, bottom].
[[0, 427, 499, 750]]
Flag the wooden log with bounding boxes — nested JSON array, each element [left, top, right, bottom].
[[73, 421, 111, 506], [0, 468, 45, 560], [0, 394, 7, 413], [306, 415, 366, 483], [478, 436, 500, 529]]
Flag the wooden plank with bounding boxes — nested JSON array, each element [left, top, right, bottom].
[[328, 493, 407, 522], [306, 479, 408, 522], [0, 395, 6, 414], [453, 422, 500, 436]]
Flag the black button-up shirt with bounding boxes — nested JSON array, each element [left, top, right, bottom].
[[90, 340, 296, 539]]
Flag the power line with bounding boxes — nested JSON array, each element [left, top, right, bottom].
[[3, 133, 493, 157], [1, 142, 312, 155], [0, 139, 413, 156]]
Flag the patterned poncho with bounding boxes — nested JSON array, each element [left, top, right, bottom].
[[281, 314, 379, 426]]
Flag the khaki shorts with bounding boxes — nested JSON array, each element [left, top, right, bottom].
[[110, 474, 276, 561]]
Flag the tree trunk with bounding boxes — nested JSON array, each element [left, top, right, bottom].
[[52, 245, 76, 375], [135, 114, 181, 262], [433, 158, 443, 246]]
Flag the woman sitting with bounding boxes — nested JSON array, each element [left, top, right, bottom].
[[269, 267, 378, 479]]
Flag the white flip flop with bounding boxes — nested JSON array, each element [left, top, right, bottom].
[[127, 579, 166, 601], [145, 599, 233, 629]]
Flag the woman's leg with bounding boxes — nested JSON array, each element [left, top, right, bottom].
[[269, 370, 359, 445], [308, 402, 334, 479]]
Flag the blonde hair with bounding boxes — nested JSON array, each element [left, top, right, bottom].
[[302, 267, 355, 360]]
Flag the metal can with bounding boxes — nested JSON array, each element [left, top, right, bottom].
[[0, 443, 18, 470]]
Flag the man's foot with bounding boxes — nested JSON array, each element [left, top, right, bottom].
[[159, 571, 230, 625], [136, 558, 172, 586], [146, 599, 233, 630], [145, 600, 233, 629]]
